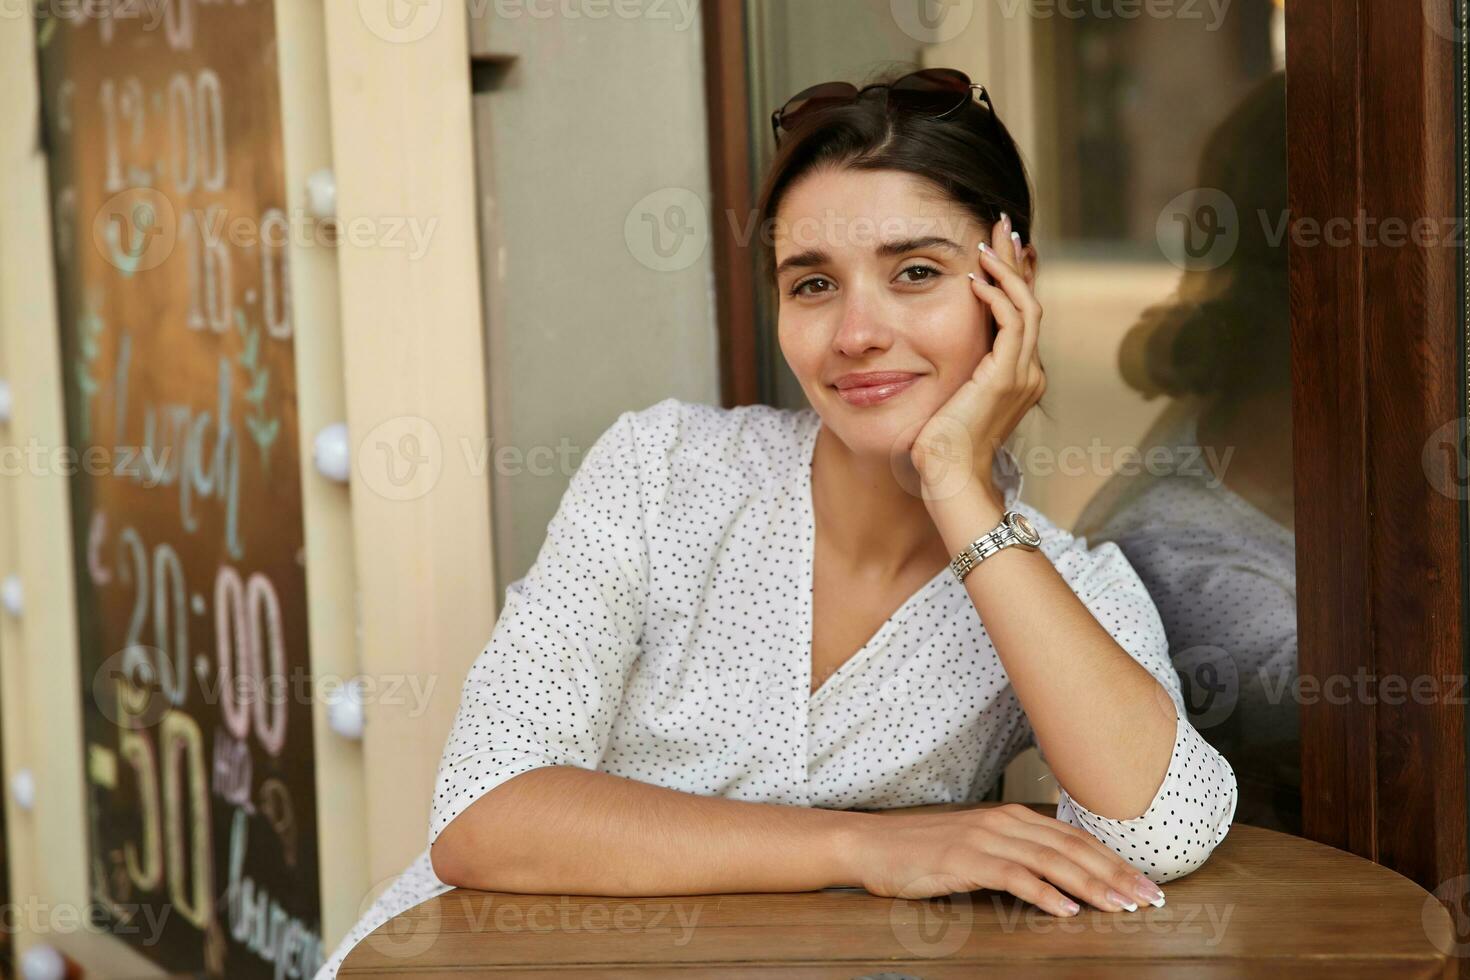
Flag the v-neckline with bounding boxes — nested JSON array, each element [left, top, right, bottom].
[[797, 411, 952, 708]]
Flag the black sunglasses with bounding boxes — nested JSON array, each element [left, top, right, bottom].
[[770, 67, 993, 145]]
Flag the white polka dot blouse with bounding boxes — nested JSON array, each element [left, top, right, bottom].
[[316, 396, 1238, 979]]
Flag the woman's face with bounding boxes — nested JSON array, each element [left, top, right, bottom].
[[773, 167, 1029, 464]]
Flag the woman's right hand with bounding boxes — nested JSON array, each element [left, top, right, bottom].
[[844, 803, 1165, 916]]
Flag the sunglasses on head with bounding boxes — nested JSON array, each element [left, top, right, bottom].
[[770, 67, 993, 145]]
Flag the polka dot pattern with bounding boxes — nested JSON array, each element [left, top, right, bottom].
[[316, 397, 1238, 979]]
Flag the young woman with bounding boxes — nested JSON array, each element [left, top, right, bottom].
[[317, 66, 1237, 978]]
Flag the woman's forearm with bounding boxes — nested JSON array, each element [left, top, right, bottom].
[[430, 765, 875, 895], [926, 480, 1177, 820]]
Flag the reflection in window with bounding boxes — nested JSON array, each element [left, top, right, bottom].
[[1075, 72, 1296, 834]]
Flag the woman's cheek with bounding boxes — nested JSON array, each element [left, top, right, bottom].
[[777, 328, 820, 386]]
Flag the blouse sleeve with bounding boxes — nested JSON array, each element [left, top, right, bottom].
[[428, 408, 650, 846], [1028, 533, 1239, 884]]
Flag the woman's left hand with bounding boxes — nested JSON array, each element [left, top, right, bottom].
[[909, 212, 1045, 503]]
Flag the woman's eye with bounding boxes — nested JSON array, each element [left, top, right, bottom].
[[788, 276, 831, 298], [898, 263, 941, 284], [787, 264, 940, 298]]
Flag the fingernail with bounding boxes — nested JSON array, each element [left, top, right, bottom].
[[1133, 875, 1165, 907], [1059, 898, 1080, 916], [1105, 889, 1138, 912], [1011, 230, 1023, 262], [1000, 211, 1011, 234], [978, 241, 992, 255]]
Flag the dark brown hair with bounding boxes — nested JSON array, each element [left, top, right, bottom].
[[754, 66, 1036, 288]]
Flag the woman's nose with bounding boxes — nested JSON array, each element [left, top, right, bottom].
[[831, 294, 891, 356]]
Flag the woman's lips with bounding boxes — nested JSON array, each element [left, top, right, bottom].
[[833, 375, 920, 406]]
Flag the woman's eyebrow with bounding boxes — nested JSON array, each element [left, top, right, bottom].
[[876, 235, 965, 257], [774, 236, 965, 278]]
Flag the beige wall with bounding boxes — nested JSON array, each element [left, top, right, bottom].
[[469, 6, 722, 586], [276, 0, 369, 949]]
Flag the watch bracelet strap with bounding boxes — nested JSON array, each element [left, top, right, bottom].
[[949, 521, 1018, 582]]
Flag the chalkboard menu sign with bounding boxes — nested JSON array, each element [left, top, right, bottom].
[[33, 4, 322, 977]]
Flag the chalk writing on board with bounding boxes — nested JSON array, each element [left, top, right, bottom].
[[35, 3, 323, 977]]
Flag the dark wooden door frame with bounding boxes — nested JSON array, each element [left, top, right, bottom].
[[701, 0, 762, 408], [703, 0, 1470, 896], [1289, 0, 1468, 896]]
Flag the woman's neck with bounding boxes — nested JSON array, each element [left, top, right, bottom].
[[810, 422, 951, 578]]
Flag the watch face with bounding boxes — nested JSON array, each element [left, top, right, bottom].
[[1006, 511, 1042, 548]]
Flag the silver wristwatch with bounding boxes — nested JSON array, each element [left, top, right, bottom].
[[949, 509, 1042, 583]]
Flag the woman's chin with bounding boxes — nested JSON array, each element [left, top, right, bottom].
[[825, 413, 927, 464]]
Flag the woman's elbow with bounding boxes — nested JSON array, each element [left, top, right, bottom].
[[429, 811, 503, 889], [429, 832, 469, 888]]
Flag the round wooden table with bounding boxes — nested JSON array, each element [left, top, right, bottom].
[[340, 803, 1457, 977]]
